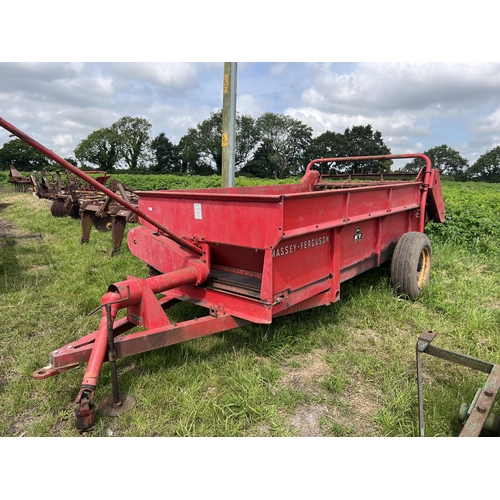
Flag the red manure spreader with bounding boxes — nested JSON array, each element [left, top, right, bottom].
[[1, 117, 445, 431]]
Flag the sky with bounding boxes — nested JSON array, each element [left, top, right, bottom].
[[1, 5, 499, 171]]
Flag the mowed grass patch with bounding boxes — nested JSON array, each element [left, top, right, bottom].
[[1, 181, 499, 437]]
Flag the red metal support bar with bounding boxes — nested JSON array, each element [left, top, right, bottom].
[[304, 154, 432, 175], [0, 116, 203, 256], [305, 154, 433, 233], [34, 306, 249, 377]]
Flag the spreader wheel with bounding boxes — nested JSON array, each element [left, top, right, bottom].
[[391, 231, 432, 299]]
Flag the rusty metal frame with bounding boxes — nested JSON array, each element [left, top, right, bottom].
[[78, 180, 139, 256], [416, 330, 500, 437], [8, 165, 32, 192]]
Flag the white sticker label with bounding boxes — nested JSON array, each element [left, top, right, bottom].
[[194, 203, 202, 219]]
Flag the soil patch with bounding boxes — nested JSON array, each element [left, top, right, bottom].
[[3, 410, 40, 437], [279, 349, 382, 436], [279, 350, 331, 395], [288, 403, 329, 437], [0, 218, 44, 246], [0, 219, 22, 239]]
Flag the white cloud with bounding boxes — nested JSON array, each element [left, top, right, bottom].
[[474, 108, 500, 132], [467, 107, 500, 154], [112, 63, 199, 92], [3, 106, 30, 119], [301, 62, 500, 116], [269, 63, 287, 77], [53, 134, 74, 147], [90, 76, 115, 95], [238, 93, 275, 118], [61, 119, 89, 130], [146, 101, 214, 143], [285, 106, 432, 143], [0, 92, 21, 103]]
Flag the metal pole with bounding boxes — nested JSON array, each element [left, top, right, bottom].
[[105, 304, 121, 407], [228, 62, 237, 187], [221, 62, 237, 188]]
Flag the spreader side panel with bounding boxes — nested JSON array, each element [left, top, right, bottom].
[[271, 230, 332, 296], [137, 195, 284, 250]]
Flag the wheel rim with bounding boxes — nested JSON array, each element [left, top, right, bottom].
[[416, 247, 431, 289]]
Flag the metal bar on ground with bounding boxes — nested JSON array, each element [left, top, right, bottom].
[[459, 364, 500, 437], [416, 330, 499, 437]]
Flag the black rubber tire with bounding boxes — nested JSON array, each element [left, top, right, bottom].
[[390, 232, 432, 299]]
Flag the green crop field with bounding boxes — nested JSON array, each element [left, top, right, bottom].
[[1, 175, 499, 438]]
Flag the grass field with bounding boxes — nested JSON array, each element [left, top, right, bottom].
[[1, 179, 499, 437]]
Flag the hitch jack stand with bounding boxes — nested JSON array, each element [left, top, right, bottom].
[[416, 330, 500, 437], [74, 304, 136, 431], [97, 304, 136, 419]]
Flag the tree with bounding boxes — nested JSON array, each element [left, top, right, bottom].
[[150, 133, 180, 173], [238, 139, 276, 178], [399, 161, 421, 174], [74, 127, 122, 172], [177, 128, 213, 175], [178, 111, 261, 175], [64, 157, 78, 167], [403, 144, 469, 178], [110, 116, 153, 171], [303, 131, 348, 174], [468, 147, 500, 182], [246, 112, 313, 178], [0, 138, 50, 171], [234, 114, 261, 167], [192, 111, 223, 174], [343, 125, 392, 173]]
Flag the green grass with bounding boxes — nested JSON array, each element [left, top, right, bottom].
[[1, 179, 499, 437]]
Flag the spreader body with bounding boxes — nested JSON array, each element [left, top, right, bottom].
[[128, 162, 444, 325]]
